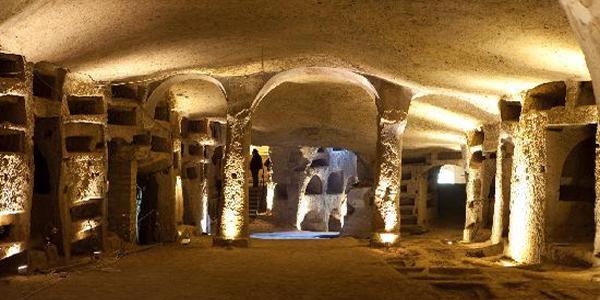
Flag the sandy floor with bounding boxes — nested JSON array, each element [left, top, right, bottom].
[[1, 228, 599, 299]]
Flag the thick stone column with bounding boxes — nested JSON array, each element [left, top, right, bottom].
[[463, 130, 484, 243], [463, 163, 482, 242], [416, 173, 428, 226], [490, 138, 513, 244], [366, 78, 412, 247], [594, 129, 600, 257], [213, 107, 251, 247], [507, 114, 548, 264], [371, 118, 405, 247]]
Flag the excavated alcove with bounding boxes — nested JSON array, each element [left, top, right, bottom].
[[136, 173, 160, 245], [326, 172, 344, 194], [154, 105, 170, 122], [188, 120, 208, 134], [574, 81, 595, 107], [33, 70, 58, 100], [526, 81, 567, 112], [546, 125, 596, 245], [209, 121, 223, 140], [150, 136, 170, 153], [499, 99, 522, 122], [67, 96, 104, 115], [0, 95, 26, 126], [310, 158, 328, 168], [0, 131, 24, 152], [111, 84, 139, 101], [0, 53, 24, 79], [108, 107, 137, 126], [30, 117, 64, 253], [469, 151, 485, 169], [65, 136, 96, 152], [188, 143, 202, 156], [424, 165, 466, 228], [305, 176, 323, 195], [64, 124, 105, 153]]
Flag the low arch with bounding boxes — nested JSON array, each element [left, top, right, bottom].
[[144, 73, 227, 121], [326, 171, 344, 194], [251, 67, 380, 115], [305, 175, 323, 195]]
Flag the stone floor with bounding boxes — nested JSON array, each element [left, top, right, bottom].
[[1, 229, 599, 299]]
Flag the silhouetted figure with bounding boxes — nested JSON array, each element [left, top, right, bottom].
[[250, 149, 263, 187]]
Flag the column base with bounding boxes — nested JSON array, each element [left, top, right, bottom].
[[212, 236, 250, 248], [370, 232, 401, 248]]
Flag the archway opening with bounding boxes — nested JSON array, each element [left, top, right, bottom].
[[544, 124, 596, 266], [418, 164, 466, 231], [30, 117, 64, 256], [305, 176, 323, 195]]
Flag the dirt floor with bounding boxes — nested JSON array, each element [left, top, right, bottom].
[[1, 225, 599, 299]]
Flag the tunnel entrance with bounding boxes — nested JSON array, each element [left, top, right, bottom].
[[426, 165, 467, 229], [545, 125, 596, 266], [547, 125, 595, 244], [30, 117, 64, 255], [136, 173, 160, 245]]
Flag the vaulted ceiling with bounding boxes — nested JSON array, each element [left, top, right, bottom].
[[0, 0, 589, 151]]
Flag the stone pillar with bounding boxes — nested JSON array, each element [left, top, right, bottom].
[[371, 118, 405, 247], [463, 164, 482, 242], [107, 153, 138, 242], [491, 138, 513, 244], [463, 130, 484, 243], [594, 129, 600, 257], [0, 53, 33, 262], [156, 166, 177, 242], [507, 114, 547, 264], [366, 77, 412, 247], [416, 174, 428, 226], [213, 108, 251, 247]]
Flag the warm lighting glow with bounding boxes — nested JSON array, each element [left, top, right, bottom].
[[72, 219, 100, 241], [266, 182, 276, 213], [200, 181, 210, 234], [175, 176, 184, 223], [437, 165, 466, 184], [17, 265, 28, 274], [1, 242, 23, 260], [378, 233, 399, 245], [409, 102, 480, 132], [221, 210, 241, 239]]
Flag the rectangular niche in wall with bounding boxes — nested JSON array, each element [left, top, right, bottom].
[[70, 199, 103, 221], [154, 106, 170, 121], [188, 144, 202, 156], [33, 71, 57, 100], [0, 53, 24, 79], [111, 84, 138, 101], [0, 224, 14, 242], [186, 167, 198, 179], [66, 136, 95, 152], [210, 121, 221, 140], [527, 81, 566, 111], [67, 96, 104, 115], [575, 81, 595, 107], [403, 156, 426, 165], [499, 100, 522, 122], [189, 120, 208, 134], [437, 151, 463, 160], [0, 131, 24, 152], [108, 107, 137, 126], [0, 95, 26, 126], [151, 136, 170, 153], [133, 134, 152, 146]]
